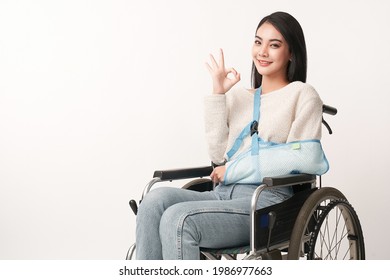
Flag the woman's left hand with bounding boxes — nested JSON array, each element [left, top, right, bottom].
[[210, 166, 226, 183]]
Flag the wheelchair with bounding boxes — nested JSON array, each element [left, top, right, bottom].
[[126, 105, 365, 260]]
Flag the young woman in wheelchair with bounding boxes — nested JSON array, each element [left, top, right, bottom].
[[135, 11, 324, 260]]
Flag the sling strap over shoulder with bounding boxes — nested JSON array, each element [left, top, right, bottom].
[[226, 87, 261, 159]]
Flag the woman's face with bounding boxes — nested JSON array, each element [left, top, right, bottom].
[[252, 22, 291, 81]]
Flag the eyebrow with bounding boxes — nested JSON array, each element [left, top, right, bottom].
[[255, 36, 283, 43]]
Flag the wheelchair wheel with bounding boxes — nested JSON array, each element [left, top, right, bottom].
[[308, 198, 365, 260], [287, 187, 347, 259]]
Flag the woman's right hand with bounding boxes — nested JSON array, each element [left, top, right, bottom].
[[206, 49, 240, 94]]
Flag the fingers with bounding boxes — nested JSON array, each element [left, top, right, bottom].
[[207, 49, 224, 71], [204, 54, 219, 76], [211, 175, 219, 184], [210, 166, 226, 183], [209, 53, 219, 69], [205, 49, 240, 94], [210, 169, 218, 183], [205, 62, 213, 74], [227, 67, 241, 82], [206, 53, 239, 78], [219, 48, 225, 68]]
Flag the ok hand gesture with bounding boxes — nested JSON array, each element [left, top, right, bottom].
[[206, 49, 241, 94]]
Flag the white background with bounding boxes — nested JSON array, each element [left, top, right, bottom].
[[0, 0, 389, 260]]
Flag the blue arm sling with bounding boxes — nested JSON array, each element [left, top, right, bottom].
[[223, 87, 329, 185]]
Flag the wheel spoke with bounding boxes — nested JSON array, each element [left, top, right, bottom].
[[309, 198, 364, 260], [289, 188, 364, 260]]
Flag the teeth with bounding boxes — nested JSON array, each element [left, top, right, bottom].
[[259, 61, 270, 65]]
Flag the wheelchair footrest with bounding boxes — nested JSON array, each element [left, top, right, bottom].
[[261, 249, 282, 260], [200, 245, 250, 255]]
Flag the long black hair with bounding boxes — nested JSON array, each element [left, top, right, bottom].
[[251, 11, 307, 89]]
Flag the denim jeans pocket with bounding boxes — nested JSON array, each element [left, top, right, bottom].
[[214, 184, 236, 200]]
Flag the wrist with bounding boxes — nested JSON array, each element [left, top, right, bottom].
[[212, 87, 227, 95]]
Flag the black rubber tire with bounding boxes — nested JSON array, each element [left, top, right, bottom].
[[287, 187, 346, 259], [308, 198, 365, 259]]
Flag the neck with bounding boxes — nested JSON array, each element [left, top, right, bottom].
[[261, 76, 289, 94]]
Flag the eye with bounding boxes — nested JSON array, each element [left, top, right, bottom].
[[270, 43, 280, 48], [254, 39, 261, 45]]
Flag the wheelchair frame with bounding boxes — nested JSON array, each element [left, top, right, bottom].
[[126, 105, 365, 260]]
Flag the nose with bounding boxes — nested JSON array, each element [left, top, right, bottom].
[[258, 45, 268, 58]]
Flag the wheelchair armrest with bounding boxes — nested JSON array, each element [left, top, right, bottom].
[[262, 174, 316, 187], [153, 166, 213, 181]]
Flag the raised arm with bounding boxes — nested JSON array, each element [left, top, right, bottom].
[[204, 49, 241, 166]]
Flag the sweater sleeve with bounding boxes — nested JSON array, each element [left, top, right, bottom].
[[287, 85, 323, 142], [204, 94, 229, 165]]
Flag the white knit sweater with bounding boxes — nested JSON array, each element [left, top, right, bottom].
[[204, 81, 323, 165]]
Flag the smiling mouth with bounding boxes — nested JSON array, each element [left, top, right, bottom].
[[258, 60, 272, 66]]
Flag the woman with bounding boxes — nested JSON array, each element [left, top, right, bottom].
[[136, 11, 323, 260]]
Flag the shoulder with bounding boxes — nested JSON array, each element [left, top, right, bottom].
[[292, 81, 320, 96], [225, 86, 253, 106], [287, 81, 317, 94], [225, 86, 253, 98], [287, 81, 322, 104]]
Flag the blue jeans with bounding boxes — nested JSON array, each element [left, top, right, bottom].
[[135, 183, 293, 260]]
